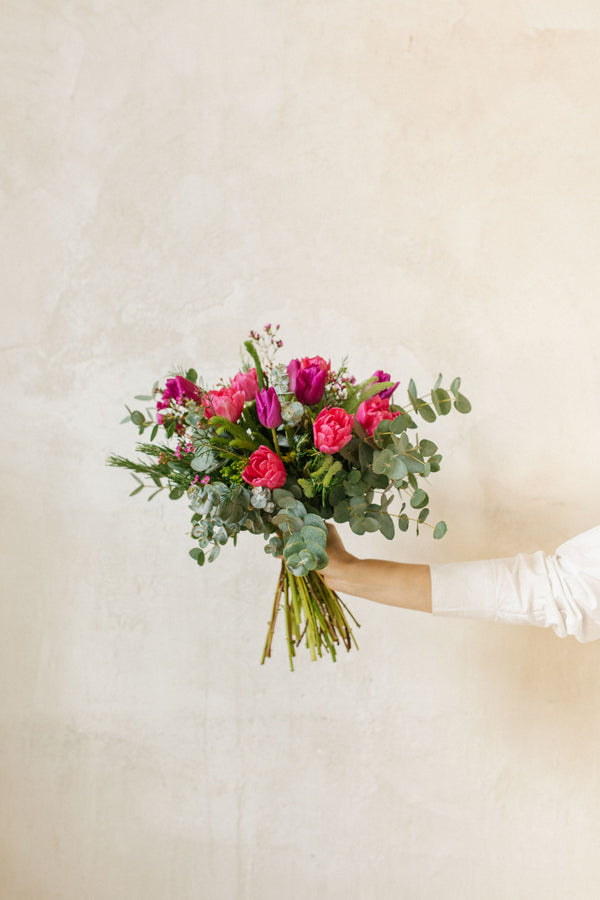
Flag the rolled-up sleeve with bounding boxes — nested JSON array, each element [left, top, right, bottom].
[[430, 526, 600, 642]]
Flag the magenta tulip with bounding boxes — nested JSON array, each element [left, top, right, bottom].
[[256, 387, 283, 428]]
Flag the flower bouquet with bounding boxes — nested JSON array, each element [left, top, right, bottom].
[[108, 325, 471, 669]]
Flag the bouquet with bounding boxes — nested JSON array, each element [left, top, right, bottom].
[[108, 325, 471, 669]]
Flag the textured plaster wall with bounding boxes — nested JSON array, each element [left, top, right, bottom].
[[2, 2, 600, 898]]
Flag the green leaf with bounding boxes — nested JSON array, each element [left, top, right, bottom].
[[373, 419, 395, 447], [186, 368, 198, 383], [303, 541, 329, 569], [433, 373, 443, 390], [359, 379, 397, 403], [349, 518, 367, 535], [272, 489, 297, 508], [150, 424, 159, 441], [419, 439, 438, 457], [418, 507, 429, 523], [415, 401, 436, 423], [392, 431, 410, 453], [189, 547, 205, 565], [392, 408, 417, 431], [272, 512, 303, 535], [134, 394, 154, 401], [364, 517, 380, 533], [303, 514, 327, 533], [191, 448, 218, 472], [333, 500, 350, 523], [378, 513, 395, 540], [349, 496, 368, 515], [402, 450, 425, 474], [398, 514, 409, 532], [410, 488, 428, 509], [358, 441, 373, 471], [169, 487, 185, 500], [301, 524, 327, 547], [129, 484, 144, 496], [391, 413, 411, 435], [131, 410, 145, 426], [429, 453, 443, 473], [454, 393, 472, 414], [432, 388, 452, 416], [433, 521, 447, 540], [208, 544, 221, 563], [450, 377, 461, 396], [373, 449, 408, 480], [244, 341, 265, 390], [363, 469, 388, 489]]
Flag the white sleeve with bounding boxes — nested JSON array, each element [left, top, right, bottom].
[[430, 525, 600, 642]]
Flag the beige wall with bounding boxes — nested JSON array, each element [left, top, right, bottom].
[[2, 1, 600, 897]]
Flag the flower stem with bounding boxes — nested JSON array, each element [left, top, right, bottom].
[[271, 427, 281, 455]]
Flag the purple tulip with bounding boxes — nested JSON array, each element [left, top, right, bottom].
[[256, 387, 283, 428], [372, 370, 399, 400], [294, 365, 328, 406]]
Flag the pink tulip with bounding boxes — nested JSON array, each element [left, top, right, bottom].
[[231, 368, 259, 401], [313, 407, 355, 454], [204, 387, 245, 423], [242, 446, 287, 489]]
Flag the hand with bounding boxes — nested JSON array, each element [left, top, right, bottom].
[[321, 523, 357, 589]]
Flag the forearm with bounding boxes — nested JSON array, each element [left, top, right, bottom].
[[323, 555, 432, 614]]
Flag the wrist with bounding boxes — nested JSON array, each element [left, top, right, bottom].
[[322, 551, 359, 591]]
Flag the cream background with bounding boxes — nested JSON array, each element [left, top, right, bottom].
[[2, 1, 600, 898]]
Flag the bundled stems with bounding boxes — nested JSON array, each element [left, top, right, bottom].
[[261, 562, 360, 671]]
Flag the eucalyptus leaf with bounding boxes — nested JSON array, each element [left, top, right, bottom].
[[419, 439, 438, 457], [433, 521, 447, 540], [432, 388, 452, 416], [410, 488, 429, 509], [454, 393, 472, 414], [272, 489, 297, 508], [303, 514, 327, 533], [301, 524, 328, 547], [378, 513, 395, 540], [415, 401, 436, 423]]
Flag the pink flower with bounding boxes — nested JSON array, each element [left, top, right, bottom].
[[231, 368, 259, 401], [242, 446, 287, 489], [256, 387, 283, 428], [287, 356, 330, 393], [356, 394, 398, 436], [156, 376, 199, 422], [287, 357, 329, 406], [313, 407, 355, 454], [203, 387, 245, 423]]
